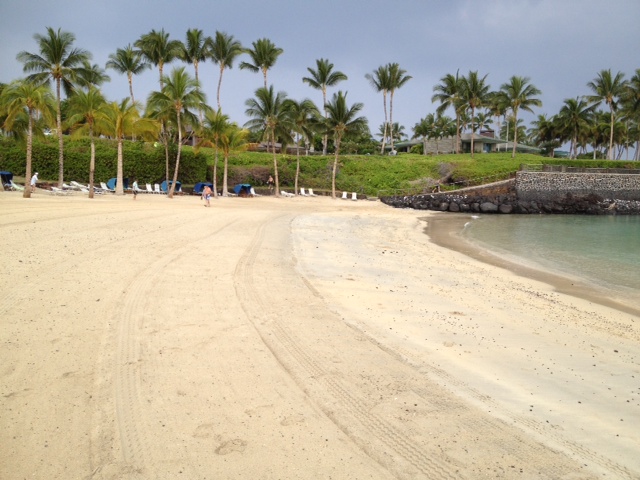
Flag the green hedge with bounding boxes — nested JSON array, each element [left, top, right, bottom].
[[0, 137, 208, 185]]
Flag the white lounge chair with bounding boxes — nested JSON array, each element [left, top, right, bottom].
[[10, 180, 24, 191], [281, 190, 294, 197], [50, 186, 72, 195], [154, 183, 165, 194], [250, 187, 260, 197], [351, 192, 358, 201], [70, 181, 87, 190], [145, 183, 154, 194], [341, 191, 348, 200], [300, 188, 308, 196], [308, 188, 317, 196], [100, 182, 115, 193]]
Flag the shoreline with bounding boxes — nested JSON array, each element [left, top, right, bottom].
[[424, 212, 640, 318]]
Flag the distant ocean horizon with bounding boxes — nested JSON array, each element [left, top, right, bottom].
[[461, 214, 640, 307]]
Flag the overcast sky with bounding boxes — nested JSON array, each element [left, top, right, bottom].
[[1, 0, 639, 140]]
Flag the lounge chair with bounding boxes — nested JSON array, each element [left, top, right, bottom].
[[100, 182, 115, 193], [10, 180, 24, 191], [281, 190, 294, 197], [154, 183, 165, 194], [308, 188, 317, 196], [250, 187, 260, 197], [342, 191, 348, 200], [351, 192, 358, 201], [145, 183, 154, 194], [132, 183, 145, 194], [70, 181, 87, 190], [50, 186, 72, 195], [300, 188, 308, 196]]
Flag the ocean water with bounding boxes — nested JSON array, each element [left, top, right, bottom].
[[461, 215, 640, 297]]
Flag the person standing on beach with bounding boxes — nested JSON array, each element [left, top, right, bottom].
[[132, 179, 139, 200], [203, 185, 212, 207], [30, 172, 38, 192], [267, 175, 274, 193]]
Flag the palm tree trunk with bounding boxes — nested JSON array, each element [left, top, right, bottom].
[[222, 153, 229, 196], [470, 107, 475, 158], [128, 74, 135, 103], [116, 139, 124, 195], [272, 130, 280, 197], [56, 78, 64, 188], [89, 126, 95, 199], [217, 65, 224, 110], [24, 109, 34, 199], [295, 133, 300, 194], [511, 110, 518, 158], [331, 136, 341, 199], [389, 91, 395, 153], [213, 144, 219, 197], [322, 88, 328, 155], [380, 92, 388, 154], [169, 114, 182, 198], [608, 107, 615, 160]]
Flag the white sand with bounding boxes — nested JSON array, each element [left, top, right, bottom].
[[1, 190, 638, 479]]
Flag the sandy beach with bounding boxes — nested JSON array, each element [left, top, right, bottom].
[[1, 190, 638, 479]]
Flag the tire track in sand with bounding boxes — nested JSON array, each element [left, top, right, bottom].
[[94, 219, 238, 478], [233, 216, 460, 480]]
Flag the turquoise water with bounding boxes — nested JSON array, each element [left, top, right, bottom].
[[461, 215, 640, 296]]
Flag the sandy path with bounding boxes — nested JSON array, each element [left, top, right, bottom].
[[1, 191, 638, 479]]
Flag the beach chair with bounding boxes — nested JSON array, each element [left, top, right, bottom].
[[154, 183, 165, 194], [351, 192, 357, 201], [281, 190, 294, 197], [50, 186, 72, 195], [100, 182, 115, 193], [300, 187, 308, 196], [308, 188, 317, 197], [70, 181, 87, 190], [250, 187, 260, 197], [145, 183, 154, 194], [10, 180, 25, 191], [341, 191, 348, 200]]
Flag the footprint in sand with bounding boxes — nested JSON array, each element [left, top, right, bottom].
[[192, 423, 214, 438], [280, 414, 305, 426], [215, 439, 247, 455]]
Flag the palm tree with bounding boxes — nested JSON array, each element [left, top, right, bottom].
[[283, 98, 320, 194], [197, 109, 230, 197], [621, 69, 640, 160], [459, 71, 491, 157], [135, 28, 182, 88], [147, 67, 206, 198], [17, 27, 91, 187], [244, 85, 291, 197], [303, 58, 347, 155], [530, 113, 562, 157], [178, 29, 209, 85], [99, 98, 158, 195], [413, 114, 435, 155], [386, 63, 412, 153], [498, 76, 542, 158], [65, 86, 106, 198], [178, 28, 210, 123], [486, 90, 509, 150], [557, 97, 596, 158], [106, 44, 150, 103], [0, 80, 55, 198], [365, 66, 391, 154], [432, 71, 464, 153], [323, 91, 367, 199], [240, 38, 284, 89], [208, 31, 243, 111], [587, 69, 628, 159], [219, 123, 248, 196]]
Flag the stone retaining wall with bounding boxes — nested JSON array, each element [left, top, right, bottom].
[[516, 172, 640, 201], [381, 172, 640, 214]]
